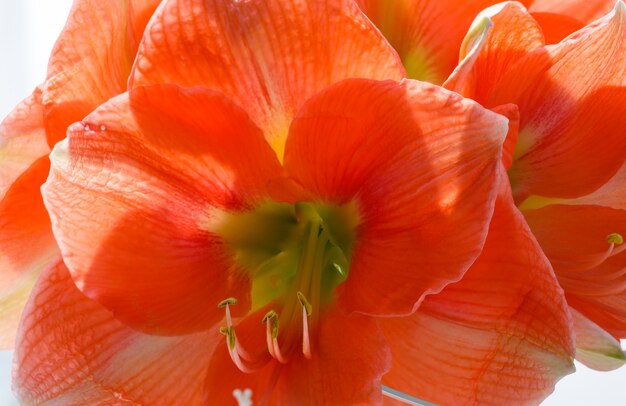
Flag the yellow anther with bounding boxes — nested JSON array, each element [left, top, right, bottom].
[[262, 310, 278, 324], [297, 291, 313, 316], [218, 297, 238, 308], [262, 311, 280, 339], [219, 326, 229, 336], [607, 233, 624, 245], [227, 326, 236, 351]]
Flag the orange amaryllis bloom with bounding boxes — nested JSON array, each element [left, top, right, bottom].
[[11, 1, 575, 404], [356, 0, 615, 84], [0, 0, 161, 348], [445, 1, 626, 371]]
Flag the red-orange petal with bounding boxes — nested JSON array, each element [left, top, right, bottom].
[[42, 0, 160, 146], [130, 0, 404, 160], [204, 309, 390, 405], [445, 2, 545, 104], [381, 187, 575, 405], [42, 85, 284, 335], [357, 0, 532, 84], [492, 3, 626, 198], [523, 204, 626, 273], [13, 259, 217, 404], [530, 12, 586, 44], [0, 158, 58, 349], [284, 78, 507, 316], [559, 250, 626, 338]]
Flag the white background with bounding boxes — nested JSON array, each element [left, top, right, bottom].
[[1, 0, 625, 404]]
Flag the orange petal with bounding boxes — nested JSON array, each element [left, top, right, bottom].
[[523, 204, 626, 273], [130, 0, 404, 160], [559, 250, 626, 338], [204, 309, 390, 404], [0, 87, 49, 198], [13, 259, 217, 405], [357, 0, 533, 84], [381, 187, 575, 405], [570, 160, 626, 211], [0, 158, 59, 349], [284, 79, 507, 316], [492, 3, 626, 198], [445, 2, 545, 103], [529, 0, 616, 24], [42, 0, 160, 146], [491, 103, 520, 170], [570, 307, 626, 371], [42, 85, 283, 335], [530, 12, 586, 44]]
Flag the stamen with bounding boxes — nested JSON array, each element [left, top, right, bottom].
[[219, 326, 266, 374], [225, 327, 256, 373], [272, 335, 289, 364], [608, 233, 624, 245], [261, 310, 288, 363], [262, 311, 279, 358], [218, 297, 238, 328], [301, 304, 312, 359], [297, 291, 313, 359], [297, 291, 313, 316], [218, 297, 238, 308]]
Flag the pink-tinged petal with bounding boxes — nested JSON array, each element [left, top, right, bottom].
[[491, 103, 520, 170], [130, 0, 404, 159], [284, 78, 507, 316], [42, 0, 160, 146], [0, 87, 49, 198], [42, 85, 283, 335], [13, 259, 218, 405], [559, 250, 626, 338], [492, 3, 626, 199], [523, 204, 626, 273], [0, 158, 59, 349], [204, 309, 390, 405], [381, 187, 575, 405], [570, 307, 626, 371], [570, 161, 626, 211], [529, 0, 616, 24]]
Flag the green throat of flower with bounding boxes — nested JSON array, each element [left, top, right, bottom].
[[212, 200, 359, 370]]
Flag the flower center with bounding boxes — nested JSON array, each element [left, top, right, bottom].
[[212, 200, 359, 371]]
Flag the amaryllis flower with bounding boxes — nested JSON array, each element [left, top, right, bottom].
[[356, 0, 615, 84], [444, 1, 626, 371], [0, 0, 162, 348], [8, 0, 576, 405]]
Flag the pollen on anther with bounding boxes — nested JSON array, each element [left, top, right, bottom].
[[607, 233, 624, 245], [218, 297, 238, 308], [297, 291, 312, 316]]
